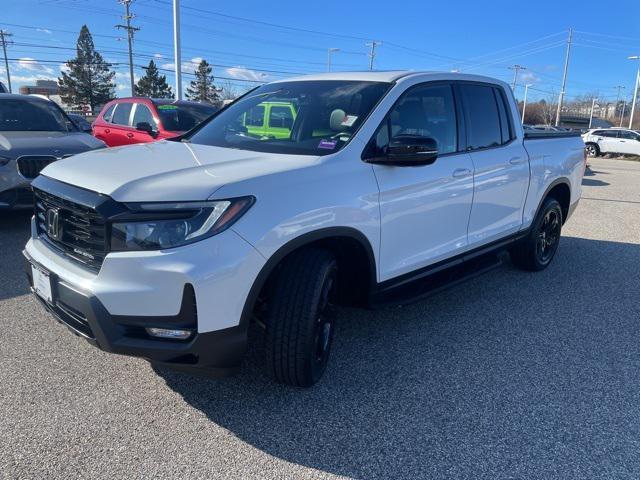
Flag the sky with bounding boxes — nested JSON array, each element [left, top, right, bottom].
[[2, 0, 640, 107]]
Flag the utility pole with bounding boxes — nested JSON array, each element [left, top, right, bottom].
[[521, 84, 532, 123], [614, 85, 625, 121], [116, 0, 140, 96], [620, 100, 627, 127], [327, 48, 340, 72], [173, 0, 182, 100], [0, 30, 12, 93], [588, 97, 597, 128], [555, 28, 573, 126], [366, 41, 382, 71], [508, 64, 526, 91], [627, 56, 640, 129]]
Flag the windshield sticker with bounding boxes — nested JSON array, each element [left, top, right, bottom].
[[157, 105, 178, 110], [341, 115, 358, 127], [318, 139, 338, 150]]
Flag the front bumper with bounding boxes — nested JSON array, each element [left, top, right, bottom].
[[24, 250, 248, 374]]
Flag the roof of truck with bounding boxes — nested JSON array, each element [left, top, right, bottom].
[[269, 70, 508, 87]]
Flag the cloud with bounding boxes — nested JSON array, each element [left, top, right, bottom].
[[225, 66, 269, 82], [17, 58, 54, 75], [154, 53, 164, 59], [10, 74, 56, 84], [36, 28, 53, 34], [115, 71, 140, 82], [161, 57, 203, 74], [117, 84, 128, 91], [520, 71, 540, 84]]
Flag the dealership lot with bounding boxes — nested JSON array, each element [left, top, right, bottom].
[[1, 157, 639, 479]]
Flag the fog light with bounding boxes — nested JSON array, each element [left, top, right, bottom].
[[145, 327, 193, 340]]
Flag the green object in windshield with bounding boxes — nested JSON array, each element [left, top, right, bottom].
[[242, 101, 297, 139], [157, 104, 179, 110]]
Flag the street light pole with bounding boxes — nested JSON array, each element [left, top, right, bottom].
[[173, 0, 182, 100], [620, 100, 627, 128], [589, 97, 597, 129], [628, 56, 640, 129], [555, 28, 573, 126], [327, 48, 340, 72], [614, 85, 625, 121], [521, 84, 532, 123]]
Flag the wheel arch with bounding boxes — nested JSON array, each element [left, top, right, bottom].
[[536, 178, 571, 224], [239, 227, 377, 327]]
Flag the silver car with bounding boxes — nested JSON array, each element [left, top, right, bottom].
[[0, 94, 105, 209]]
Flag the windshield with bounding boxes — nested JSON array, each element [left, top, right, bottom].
[[0, 99, 73, 132], [156, 103, 218, 132], [187, 80, 391, 156]]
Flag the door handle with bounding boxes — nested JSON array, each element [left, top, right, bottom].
[[104, 129, 110, 134], [126, 132, 134, 138], [452, 168, 472, 178], [509, 157, 526, 165]]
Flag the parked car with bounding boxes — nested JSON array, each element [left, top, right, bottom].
[[93, 98, 218, 147], [24, 72, 585, 387], [0, 94, 105, 210], [582, 128, 640, 157], [67, 113, 92, 133]]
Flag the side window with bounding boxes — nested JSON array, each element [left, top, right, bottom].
[[600, 131, 617, 138], [494, 88, 513, 144], [592, 130, 605, 136], [102, 104, 116, 123], [132, 104, 157, 128], [245, 105, 265, 126], [388, 84, 457, 154], [269, 106, 294, 129], [619, 130, 639, 140], [111, 103, 133, 126], [460, 84, 502, 150]]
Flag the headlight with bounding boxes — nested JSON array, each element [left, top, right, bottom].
[[110, 197, 254, 251]]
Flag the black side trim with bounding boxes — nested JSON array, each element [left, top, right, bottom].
[[524, 131, 581, 139], [239, 227, 377, 327], [533, 178, 571, 223], [374, 230, 528, 295]]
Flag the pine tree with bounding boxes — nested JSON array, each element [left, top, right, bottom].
[[135, 60, 173, 98], [185, 60, 220, 105], [58, 25, 115, 113]]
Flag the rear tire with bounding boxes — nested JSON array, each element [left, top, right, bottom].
[[265, 248, 337, 387], [585, 143, 599, 157], [511, 197, 563, 272]]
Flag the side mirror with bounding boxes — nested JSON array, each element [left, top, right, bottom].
[[380, 135, 438, 166], [136, 122, 156, 135]]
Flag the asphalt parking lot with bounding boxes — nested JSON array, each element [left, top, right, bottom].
[[1, 157, 639, 480]]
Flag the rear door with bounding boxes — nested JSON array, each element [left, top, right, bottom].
[[459, 83, 529, 246], [108, 102, 135, 146], [93, 103, 116, 144], [371, 82, 475, 280]]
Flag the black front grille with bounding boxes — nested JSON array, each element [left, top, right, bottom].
[[34, 188, 107, 271], [17, 156, 57, 179]]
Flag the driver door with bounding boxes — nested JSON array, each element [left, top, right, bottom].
[[368, 83, 475, 281]]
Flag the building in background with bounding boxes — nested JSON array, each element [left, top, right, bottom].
[[19, 79, 58, 96]]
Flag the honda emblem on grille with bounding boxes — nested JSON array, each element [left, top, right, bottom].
[[46, 208, 62, 240]]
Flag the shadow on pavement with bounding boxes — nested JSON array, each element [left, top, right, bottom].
[[0, 211, 32, 300], [156, 236, 640, 479], [582, 178, 610, 187]]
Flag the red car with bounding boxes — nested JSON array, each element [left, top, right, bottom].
[[93, 98, 218, 147]]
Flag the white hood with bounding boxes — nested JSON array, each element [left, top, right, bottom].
[[41, 140, 320, 202]]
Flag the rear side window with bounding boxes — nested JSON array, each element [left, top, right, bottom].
[[269, 106, 294, 129], [102, 104, 116, 123], [460, 84, 502, 150], [112, 103, 133, 126], [495, 88, 513, 144], [618, 130, 639, 140]]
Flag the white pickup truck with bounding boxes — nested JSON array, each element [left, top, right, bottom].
[[24, 72, 585, 387]]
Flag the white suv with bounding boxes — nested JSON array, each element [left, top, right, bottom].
[[24, 72, 585, 387], [582, 128, 640, 157]]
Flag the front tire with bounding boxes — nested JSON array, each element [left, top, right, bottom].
[[511, 198, 563, 271], [585, 143, 599, 157], [265, 248, 337, 387]]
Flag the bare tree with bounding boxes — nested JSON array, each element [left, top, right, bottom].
[[218, 80, 238, 101]]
